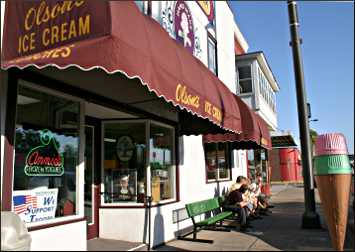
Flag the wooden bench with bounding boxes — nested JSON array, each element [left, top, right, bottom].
[[178, 197, 233, 243]]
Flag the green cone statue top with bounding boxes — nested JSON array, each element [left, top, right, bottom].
[[314, 133, 351, 176]]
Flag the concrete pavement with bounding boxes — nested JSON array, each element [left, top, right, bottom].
[[87, 183, 353, 251], [154, 183, 353, 251]]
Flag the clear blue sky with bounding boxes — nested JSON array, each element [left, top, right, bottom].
[[229, 1, 354, 154]]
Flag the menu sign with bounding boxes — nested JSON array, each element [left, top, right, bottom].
[[2, 0, 110, 60]]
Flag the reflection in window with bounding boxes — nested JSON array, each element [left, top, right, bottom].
[[102, 121, 176, 204], [208, 35, 217, 75], [248, 149, 267, 183], [247, 150, 256, 180], [238, 66, 252, 94], [204, 143, 231, 182], [150, 123, 175, 202], [103, 122, 146, 204], [13, 83, 80, 223]]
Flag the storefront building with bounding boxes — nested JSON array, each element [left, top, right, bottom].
[[1, 1, 277, 250], [233, 43, 280, 195]]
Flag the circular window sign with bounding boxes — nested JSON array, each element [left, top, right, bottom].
[[116, 136, 134, 161]]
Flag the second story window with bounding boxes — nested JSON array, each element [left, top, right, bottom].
[[207, 34, 217, 75], [238, 65, 252, 94]]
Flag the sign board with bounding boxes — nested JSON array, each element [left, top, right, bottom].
[[2, 0, 110, 60], [24, 129, 64, 176], [13, 188, 58, 223], [116, 136, 134, 162], [174, 0, 195, 54], [196, 1, 214, 23]]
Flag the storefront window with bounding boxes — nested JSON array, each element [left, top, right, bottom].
[[247, 150, 256, 180], [248, 149, 267, 183], [13, 83, 80, 224], [150, 123, 175, 202], [103, 122, 146, 204], [261, 150, 268, 184], [204, 143, 231, 182], [102, 120, 176, 205]]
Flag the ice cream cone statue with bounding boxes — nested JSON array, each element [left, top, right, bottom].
[[314, 133, 352, 251]]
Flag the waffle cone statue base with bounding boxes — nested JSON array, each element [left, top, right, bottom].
[[315, 174, 351, 251]]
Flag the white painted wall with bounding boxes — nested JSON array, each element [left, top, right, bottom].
[[215, 1, 237, 93], [258, 99, 278, 131], [29, 221, 87, 251], [1, 1, 4, 48], [1, 0, 7, 201], [0, 71, 7, 202], [1, 1, 248, 249]]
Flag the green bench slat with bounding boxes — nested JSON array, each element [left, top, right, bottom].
[[186, 198, 220, 217], [195, 211, 233, 226]]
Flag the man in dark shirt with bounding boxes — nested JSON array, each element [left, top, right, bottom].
[[224, 184, 251, 231]]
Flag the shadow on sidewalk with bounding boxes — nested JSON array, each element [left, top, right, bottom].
[[241, 200, 353, 251]]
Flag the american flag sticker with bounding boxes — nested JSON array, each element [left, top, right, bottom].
[[13, 195, 38, 214]]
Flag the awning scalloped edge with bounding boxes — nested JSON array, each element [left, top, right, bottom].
[[2, 63, 242, 135]]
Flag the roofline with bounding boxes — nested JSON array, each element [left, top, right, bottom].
[[234, 23, 249, 53], [227, 1, 249, 53]]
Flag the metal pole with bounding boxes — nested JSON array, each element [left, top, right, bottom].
[[147, 195, 152, 251], [287, 0, 321, 229]]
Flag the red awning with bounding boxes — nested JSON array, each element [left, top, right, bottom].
[[203, 95, 272, 150], [1, 1, 242, 134], [256, 114, 272, 150]]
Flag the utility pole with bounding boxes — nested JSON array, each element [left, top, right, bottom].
[[287, 0, 321, 229]]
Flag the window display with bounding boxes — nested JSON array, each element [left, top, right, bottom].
[[150, 123, 175, 202], [103, 122, 146, 203], [248, 149, 268, 183], [204, 143, 231, 182], [13, 82, 80, 223], [102, 120, 176, 205]]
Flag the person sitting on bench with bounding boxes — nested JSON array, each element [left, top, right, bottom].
[[228, 175, 248, 193], [224, 184, 252, 231]]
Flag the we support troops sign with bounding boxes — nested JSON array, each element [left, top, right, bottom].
[[13, 188, 58, 223]]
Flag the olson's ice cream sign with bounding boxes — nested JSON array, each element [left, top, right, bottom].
[[174, 0, 195, 54]]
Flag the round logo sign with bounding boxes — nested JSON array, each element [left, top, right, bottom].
[[116, 136, 134, 162], [174, 1, 195, 54]]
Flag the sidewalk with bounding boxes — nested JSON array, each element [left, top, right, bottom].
[[154, 184, 353, 251]]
